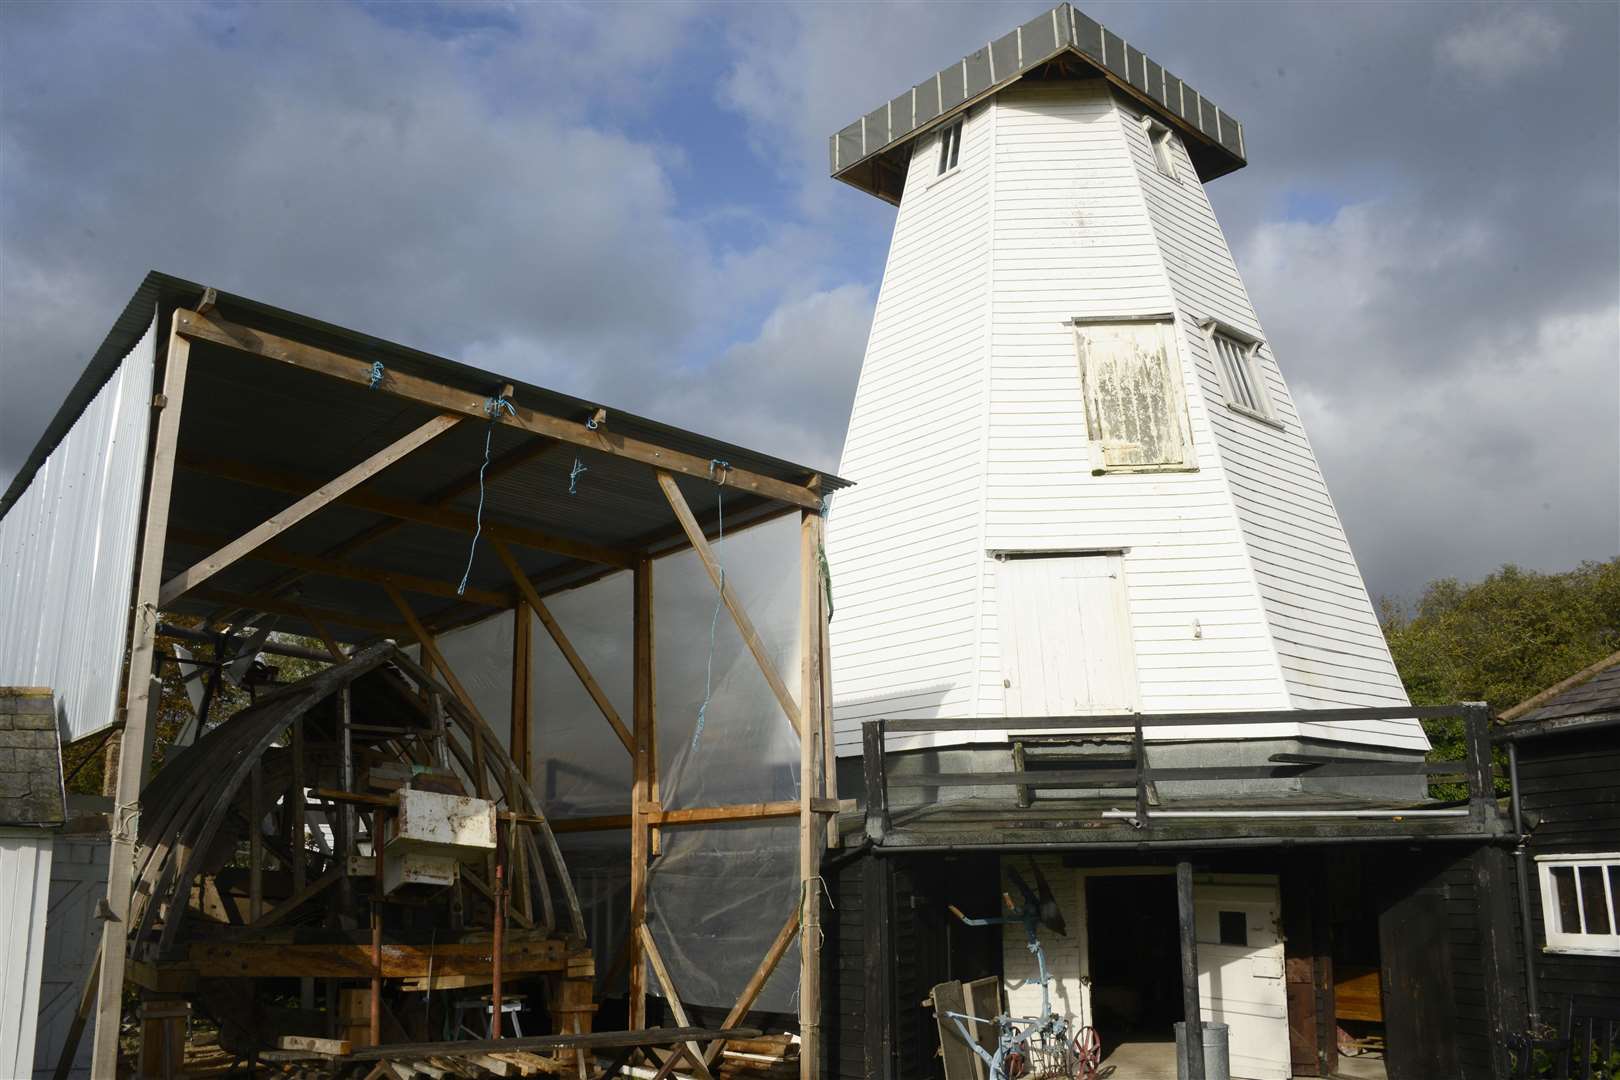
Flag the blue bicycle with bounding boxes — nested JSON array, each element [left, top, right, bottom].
[[946, 864, 1102, 1080]]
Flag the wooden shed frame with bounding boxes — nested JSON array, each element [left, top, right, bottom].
[[74, 284, 843, 1079]]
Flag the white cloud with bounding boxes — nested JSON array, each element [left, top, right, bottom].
[[1437, 6, 1568, 84]]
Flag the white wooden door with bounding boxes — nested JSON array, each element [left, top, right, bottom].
[[1194, 878, 1291, 1080], [994, 554, 1137, 717]]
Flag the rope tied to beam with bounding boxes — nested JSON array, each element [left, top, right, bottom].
[[368, 361, 385, 389], [568, 457, 587, 496], [691, 460, 731, 752], [454, 395, 518, 596]]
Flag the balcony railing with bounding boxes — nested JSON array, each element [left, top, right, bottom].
[[860, 703, 1497, 843]]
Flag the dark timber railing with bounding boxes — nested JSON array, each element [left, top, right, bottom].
[[861, 703, 1497, 843]]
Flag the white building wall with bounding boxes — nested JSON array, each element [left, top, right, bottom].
[[1112, 94, 1424, 749], [978, 83, 1292, 733], [33, 834, 108, 1079], [1, 832, 54, 1080], [828, 103, 998, 755], [0, 320, 156, 741]]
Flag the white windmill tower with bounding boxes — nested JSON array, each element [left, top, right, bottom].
[[824, 3, 1426, 782]]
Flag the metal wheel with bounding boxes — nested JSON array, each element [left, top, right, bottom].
[[1071, 1026, 1103, 1080]]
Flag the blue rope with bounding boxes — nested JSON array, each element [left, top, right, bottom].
[[692, 460, 730, 752], [368, 361, 385, 389], [568, 457, 587, 495], [455, 395, 516, 596]]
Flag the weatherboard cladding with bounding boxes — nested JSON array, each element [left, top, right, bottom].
[[828, 3, 1245, 195]]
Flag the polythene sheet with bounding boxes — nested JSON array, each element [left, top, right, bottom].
[[432, 513, 804, 1012]]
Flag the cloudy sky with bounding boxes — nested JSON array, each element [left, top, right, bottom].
[[1, 0, 1615, 603]]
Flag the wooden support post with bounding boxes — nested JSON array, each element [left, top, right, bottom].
[[656, 471, 803, 736], [798, 510, 826, 1080], [1473, 845, 1525, 1080], [92, 311, 192, 1080], [817, 556, 839, 849], [1177, 860, 1206, 1080], [339, 685, 356, 918], [493, 540, 634, 755], [372, 806, 385, 1048], [863, 856, 895, 1080], [158, 414, 461, 605], [1462, 701, 1494, 826], [862, 721, 889, 844], [637, 925, 715, 1080], [1134, 719, 1150, 825], [628, 558, 654, 1030], [511, 602, 532, 784], [249, 761, 265, 922], [291, 712, 310, 1023]]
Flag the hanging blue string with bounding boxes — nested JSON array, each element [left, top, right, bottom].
[[692, 460, 730, 752], [368, 361, 385, 389], [455, 395, 517, 596], [568, 457, 587, 495]]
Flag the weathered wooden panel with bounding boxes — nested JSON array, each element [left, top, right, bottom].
[[32, 834, 108, 1080], [0, 832, 53, 1080]]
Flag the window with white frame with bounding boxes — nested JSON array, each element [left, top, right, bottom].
[[1201, 318, 1280, 427], [1537, 854, 1620, 955], [1141, 116, 1178, 179], [936, 119, 963, 176]]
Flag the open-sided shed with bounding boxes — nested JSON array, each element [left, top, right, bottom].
[[1, 271, 847, 1078]]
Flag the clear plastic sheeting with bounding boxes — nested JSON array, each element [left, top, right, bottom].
[[430, 514, 805, 1012]]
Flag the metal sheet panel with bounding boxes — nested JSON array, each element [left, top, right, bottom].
[[989, 30, 1019, 83], [0, 832, 53, 1080], [0, 320, 155, 741]]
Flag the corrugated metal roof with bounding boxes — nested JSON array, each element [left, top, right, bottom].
[[829, 3, 1246, 204], [5, 272, 846, 655]]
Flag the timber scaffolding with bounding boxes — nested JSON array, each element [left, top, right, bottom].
[[14, 273, 847, 1079]]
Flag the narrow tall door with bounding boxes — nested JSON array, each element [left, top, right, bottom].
[[993, 553, 1137, 718], [1195, 879, 1292, 1080]]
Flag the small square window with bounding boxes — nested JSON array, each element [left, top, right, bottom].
[[936, 119, 963, 176], [1538, 854, 1620, 955], [1141, 117, 1178, 180], [1200, 318, 1280, 428], [1218, 910, 1248, 946]]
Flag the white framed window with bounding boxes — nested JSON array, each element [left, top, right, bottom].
[[1073, 316, 1195, 473], [936, 119, 963, 176], [1141, 116, 1179, 180], [1199, 317, 1282, 428], [1537, 853, 1620, 955]]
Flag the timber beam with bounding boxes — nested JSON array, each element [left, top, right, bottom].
[[177, 452, 635, 569], [173, 309, 825, 510]]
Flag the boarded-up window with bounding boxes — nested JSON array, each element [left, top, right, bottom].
[[1075, 320, 1190, 470]]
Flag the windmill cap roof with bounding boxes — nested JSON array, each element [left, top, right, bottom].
[[829, 3, 1247, 204]]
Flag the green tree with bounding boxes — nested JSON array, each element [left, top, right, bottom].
[[1380, 558, 1620, 790]]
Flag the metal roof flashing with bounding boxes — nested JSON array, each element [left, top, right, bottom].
[[829, 3, 1247, 204]]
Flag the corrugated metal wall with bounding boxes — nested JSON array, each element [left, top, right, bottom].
[[0, 832, 55, 1079], [0, 319, 155, 740]]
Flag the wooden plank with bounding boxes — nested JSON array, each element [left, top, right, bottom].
[[629, 558, 654, 1030], [279, 1036, 352, 1056], [175, 309, 824, 510], [862, 721, 890, 843], [159, 415, 460, 604], [346, 1026, 762, 1062], [511, 603, 533, 785], [251, 865, 343, 928], [656, 471, 803, 736], [186, 937, 566, 978], [1176, 861, 1205, 1080], [91, 312, 191, 1079], [249, 761, 266, 921], [862, 859, 895, 1080], [702, 907, 800, 1066], [797, 509, 825, 1080], [637, 926, 716, 1080], [177, 452, 635, 569], [190, 585, 406, 635], [166, 526, 510, 606], [494, 540, 634, 755]]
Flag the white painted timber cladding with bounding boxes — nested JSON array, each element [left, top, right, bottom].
[[0, 320, 156, 741], [828, 104, 995, 754], [0, 832, 54, 1080], [829, 79, 1421, 754], [1112, 95, 1424, 748], [33, 835, 108, 1079]]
